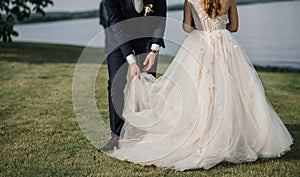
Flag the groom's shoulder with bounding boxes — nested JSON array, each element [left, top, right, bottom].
[[104, 0, 122, 6]]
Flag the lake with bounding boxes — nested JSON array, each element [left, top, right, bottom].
[[14, 1, 300, 70]]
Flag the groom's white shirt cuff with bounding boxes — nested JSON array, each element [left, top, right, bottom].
[[126, 44, 159, 65], [151, 44, 160, 51], [126, 54, 136, 65]]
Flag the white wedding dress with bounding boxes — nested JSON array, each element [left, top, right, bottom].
[[110, 0, 293, 170]]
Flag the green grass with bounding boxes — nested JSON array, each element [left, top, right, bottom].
[[0, 42, 299, 176]]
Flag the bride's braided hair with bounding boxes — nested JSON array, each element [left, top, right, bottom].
[[202, 0, 222, 18]]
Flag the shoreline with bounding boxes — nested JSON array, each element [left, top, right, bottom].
[[1, 41, 299, 73], [254, 65, 300, 73]]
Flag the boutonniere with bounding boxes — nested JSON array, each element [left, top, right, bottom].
[[144, 4, 153, 16]]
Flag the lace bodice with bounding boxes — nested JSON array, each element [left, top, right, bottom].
[[188, 0, 228, 31]]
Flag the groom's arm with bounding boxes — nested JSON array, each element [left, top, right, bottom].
[[142, 1, 166, 72], [104, 0, 136, 64], [150, 0, 167, 51]]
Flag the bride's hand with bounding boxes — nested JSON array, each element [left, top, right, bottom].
[[143, 51, 157, 72], [130, 63, 141, 79]]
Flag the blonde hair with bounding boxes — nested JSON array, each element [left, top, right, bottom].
[[202, 0, 222, 18]]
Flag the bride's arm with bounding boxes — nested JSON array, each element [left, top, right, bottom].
[[182, 0, 194, 33], [226, 0, 239, 32]]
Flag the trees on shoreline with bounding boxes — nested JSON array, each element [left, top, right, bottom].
[[0, 0, 53, 42]]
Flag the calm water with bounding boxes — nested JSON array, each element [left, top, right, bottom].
[[14, 1, 300, 69]]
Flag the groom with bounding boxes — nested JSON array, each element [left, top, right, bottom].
[[99, 0, 166, 152]]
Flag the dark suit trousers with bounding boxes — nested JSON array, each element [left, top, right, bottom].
[[107, 49, 157, 137]]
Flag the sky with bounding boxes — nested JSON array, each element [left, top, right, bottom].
[[45, 0, 184, 12]]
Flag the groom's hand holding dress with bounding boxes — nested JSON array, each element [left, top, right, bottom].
[[143, 50, 158, 72], [129, 48, 158, 80], [130, 62, 141, 79]]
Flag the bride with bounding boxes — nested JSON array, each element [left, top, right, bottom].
[[108, 0, 293, 170]]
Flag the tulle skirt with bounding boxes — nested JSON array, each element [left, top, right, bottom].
[[109, 30, 293, 170]]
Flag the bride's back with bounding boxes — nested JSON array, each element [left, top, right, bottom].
[[184, 0, 238, 32]]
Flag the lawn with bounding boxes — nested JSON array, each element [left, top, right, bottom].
[[0, 42, 299, 176]]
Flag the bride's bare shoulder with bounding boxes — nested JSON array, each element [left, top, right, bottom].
[[224, 0, 237, 8], [220, 0, 236, 14]]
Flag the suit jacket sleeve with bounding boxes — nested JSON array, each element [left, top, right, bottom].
[[151, 0, 167, 48], [104, 0, 133, 58]]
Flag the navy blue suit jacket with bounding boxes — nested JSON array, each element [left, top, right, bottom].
[[104, 0, 166, 58]]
